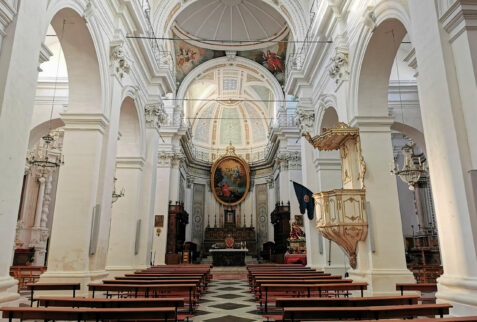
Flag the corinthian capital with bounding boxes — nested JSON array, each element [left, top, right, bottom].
[[294, 108, 315, 137], [145, 103, 167, 129]]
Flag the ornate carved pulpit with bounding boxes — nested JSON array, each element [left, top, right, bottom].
[[304, 123, 368, 268]]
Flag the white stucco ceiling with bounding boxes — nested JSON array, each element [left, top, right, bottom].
[[174, 0, 288, 50]]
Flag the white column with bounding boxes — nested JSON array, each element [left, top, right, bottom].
[[315, 153, 348, 275], [40, 114, 109, 293], [136, 126, 160, 269], [0, 0, 47, 304], [151, 152, 173, 265], [300, 141, 323, 270], [409, 1, 477, 315], [348, 117, 414, 295], [34, 176, 46, 228], [106, 157, 144, 277]]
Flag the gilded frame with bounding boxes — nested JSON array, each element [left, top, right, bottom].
[[211, 154, 250, 206]]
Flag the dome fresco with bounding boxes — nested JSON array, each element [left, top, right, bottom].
[[187, 64, 274, 154]]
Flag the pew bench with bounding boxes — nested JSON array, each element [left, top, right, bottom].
[[396, 283, 438, 303], [278, 303, 451, 321], [259, 283, 368, 313], [26, 283, 80, 307], [37, 297, 190, 321], [88, 283, 197, 313], [1, 306, 176, 322]]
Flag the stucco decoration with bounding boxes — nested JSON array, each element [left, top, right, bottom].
[[145, 103, 167, 129]]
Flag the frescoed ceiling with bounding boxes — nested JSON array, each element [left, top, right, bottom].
[[186, 64, 273, 152], [172, 0, 289, 86]]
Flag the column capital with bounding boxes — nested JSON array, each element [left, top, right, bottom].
[[145, 103, 167, 130], [294, 108, 315, 137], [157, 151, 184, 168]]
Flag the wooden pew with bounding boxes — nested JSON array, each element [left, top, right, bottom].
[[88, 283, 197, 313], [1, 306, 176, 322], [260, 283, 368, 313], [396, 283, 438, 303], [281, 303, 451, 321], [396, 283, 438, 295], [26, 283, 80, 307], [275, 295, 419, 308], [37, 297, 186, 321], [253, 279, 351, 297], [262, 295, 420, 321]]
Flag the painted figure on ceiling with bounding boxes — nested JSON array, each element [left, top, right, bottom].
[[263, 50, 283, 72]]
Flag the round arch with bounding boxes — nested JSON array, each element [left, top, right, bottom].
[[391, 122, 427, 156], [177, 56, 285, 118], [348, 0, 412, 119], [28, 119, 65, 150], [44, 2, 108, 115], [117, 97, 143, 158]]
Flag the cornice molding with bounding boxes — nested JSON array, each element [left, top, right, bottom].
[[440, 0, 477, 42], [60, 113, 109, 134]]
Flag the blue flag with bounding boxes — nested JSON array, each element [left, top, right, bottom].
[[292, 181, 315, 220]]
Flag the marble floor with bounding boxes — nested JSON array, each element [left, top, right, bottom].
[[193, 276, 262, 321]]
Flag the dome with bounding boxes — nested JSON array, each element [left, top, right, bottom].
[[173, 0, 288, 51], [184, 63, 275, 162]]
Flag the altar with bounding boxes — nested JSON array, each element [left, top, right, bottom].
[[210, 249, 248, 266]]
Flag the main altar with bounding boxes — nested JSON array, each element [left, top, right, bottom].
[[202, 144, 258, 264]]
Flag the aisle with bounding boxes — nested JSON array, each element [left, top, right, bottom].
[[193, 278, 262, 321]]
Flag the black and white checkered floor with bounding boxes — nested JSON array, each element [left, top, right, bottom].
[[193, 279, 262, 321]]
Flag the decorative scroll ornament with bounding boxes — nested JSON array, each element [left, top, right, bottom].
[[329, 51, 349, 85], [145, 103, 167, 129], [308, 122, 368, 269], [111, 45, 130, 78]]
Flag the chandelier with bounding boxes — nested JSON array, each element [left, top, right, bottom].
[[26, 133, 64, 168], [111, 177, 125, 203], [27, 22, 66, 169], [390, 143, 427, 190]]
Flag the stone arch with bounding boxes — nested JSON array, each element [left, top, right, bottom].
[[314, 98, 340, 160], [117, 97, 143, 159], [176, 56, 285, 118], [45, 3, 106, 114], [349, 0, 412, 119], [391, 122, 426, 156], [28, 119, 65, 150], [314, 94, 338, 136]]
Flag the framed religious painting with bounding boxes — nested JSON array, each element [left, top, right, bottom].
[[211, 146, 250, 206]]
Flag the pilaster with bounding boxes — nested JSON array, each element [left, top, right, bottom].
[[348, 116, 414, 295], [0, 0, 47, 304]]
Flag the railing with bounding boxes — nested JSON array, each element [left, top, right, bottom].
[[138, 0, 175, 78], [183, 137, 274, 165], [285, 0, 319, 80]]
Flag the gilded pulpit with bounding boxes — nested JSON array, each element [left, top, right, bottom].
[[304, 123, 368, 268]]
